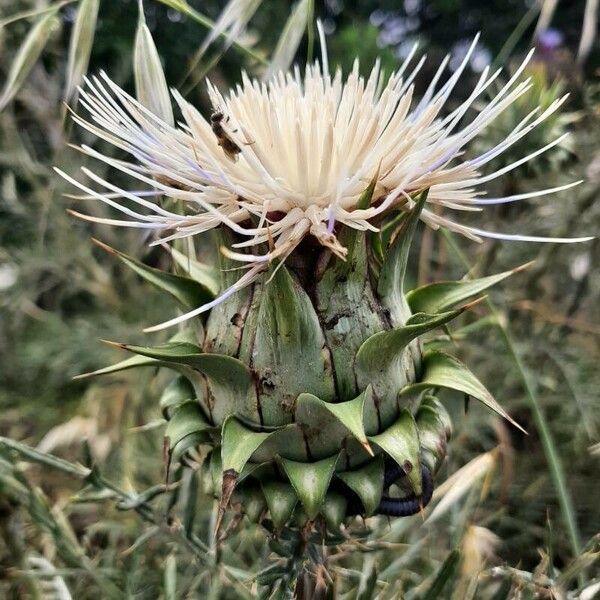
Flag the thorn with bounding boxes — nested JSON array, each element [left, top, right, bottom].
[[513, 260, 536, 273], [163, 437, 172, 486], [360, 440, 375, 457], [214, 469, 238, 540], [510, 418, 528, 436], [91, 238, 117, 255], [72, 371, 92, 380], [99, 339, 128, 350], [460, 295, 488, 311]]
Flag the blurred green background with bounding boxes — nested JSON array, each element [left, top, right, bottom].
[[1, 0, 599, 597]]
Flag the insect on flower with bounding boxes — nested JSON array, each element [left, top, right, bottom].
[[210, 110, 242, 161]]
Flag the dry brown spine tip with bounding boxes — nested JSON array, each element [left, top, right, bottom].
[[99, 339, 128, 349], [91, 238, 117, 255], [361, 441, 375, 457], [460, 295, 488, 311], [215, 469, 239, 539], [513, 259, 536, 273]]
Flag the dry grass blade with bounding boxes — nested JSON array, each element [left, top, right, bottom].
[[134, 0, 174, 125], [179, 0, 263, 90], [534, 0, 559, 39], [198, 0, 262, 61], [426, 450, 498, 523], [156, 0, 265, 63], [264, 0, 311, 80], [0, 0, 74, 28], [0, 10, 60, 112], [64, 0, 99, 103]]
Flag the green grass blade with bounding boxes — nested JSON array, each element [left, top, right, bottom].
[[421, 549, 461, 600]]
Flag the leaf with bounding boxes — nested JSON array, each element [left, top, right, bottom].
[[0, 10, 60, 111], [200, 449, 223, 495], [256, 562, 291, 586], [165, 402, 213, 451], [111, 340, 202, 364], [169, 246, 220, 296], [73, 353, 160, 380], [241, 485, 267, 523], [64, 0, 99, 103], [377, 191, 428, 324], [321, 493, 347, 530], [402, 351, 526, 434], [166, 403, 216, 465], [134, 0, 174, 125], [406, 262, 532, 314], [249, 424, 309, 463], [221, 417, 274, 474], [197, 355, 258, 423], [261, 482, 298, 529], [265, 0, 311, 79], [73, 331, 197, 380], [295, 388, 372, 455], [159, 376, 196, 419], [93, 239, 213, 308], [415, 398, 451, 474], [336, 455, 384, 516], [368, 409, 422, 494], [279, 454, 339, 520], [355, 309, 467, 417], [115, 341, 257, 422], [419, 395, 452, 438], [356, 309, 466, 375]]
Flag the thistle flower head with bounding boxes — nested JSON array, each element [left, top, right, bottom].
[[59, 36, 589, 329]]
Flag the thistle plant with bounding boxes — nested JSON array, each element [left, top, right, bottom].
[[55, 29, 592, 595]]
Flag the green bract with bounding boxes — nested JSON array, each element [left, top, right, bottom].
[[81, 189, 524, 533]]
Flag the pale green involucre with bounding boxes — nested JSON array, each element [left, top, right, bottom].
[[80, 189, 527, 532]]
